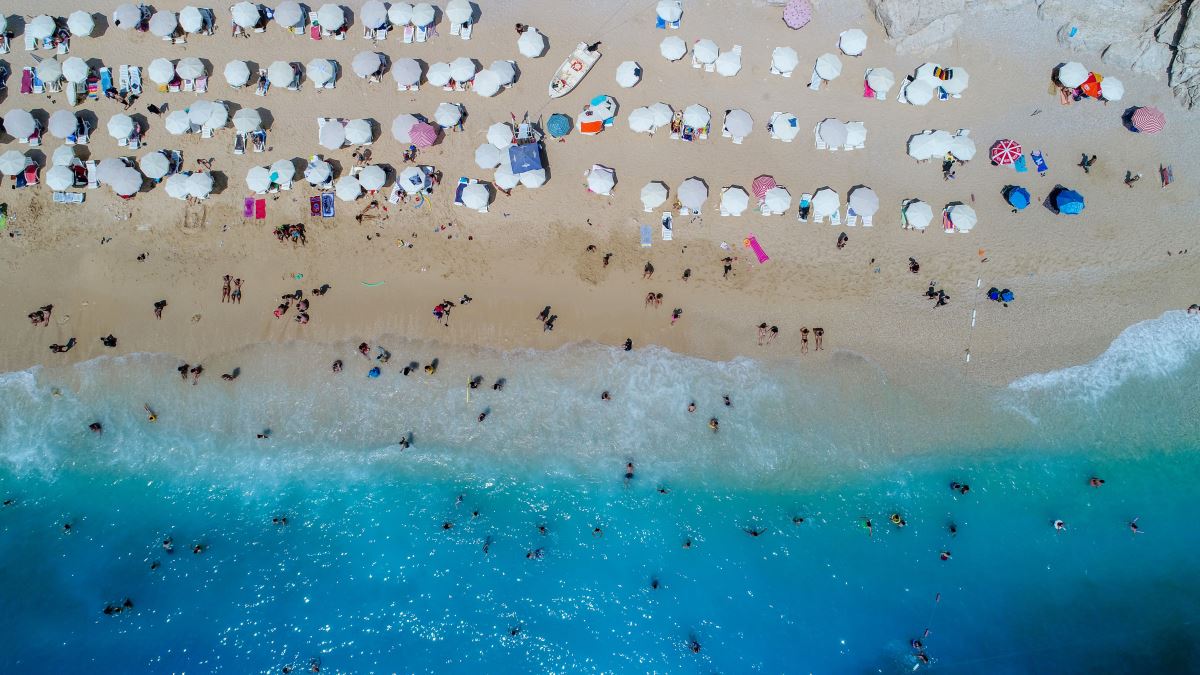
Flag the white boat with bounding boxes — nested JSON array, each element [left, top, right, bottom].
[[548, 42, 600, 98]]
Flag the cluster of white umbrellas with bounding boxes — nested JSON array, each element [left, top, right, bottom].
[[684, 39, 742, 76], [627, 103, 674, 134], [381, 3, 438, 30], [164, 171, 215, 200], [425, 58, 515, 96], [815, 118, 866, 150], [161, 100, 229, 136], [148, 57, 206, 85], [899, 63, 970, 105], [246, 159, 298, 192], [320, 118, 374, 149], [476, 122, 545, 191], [907, 130, 975, 162], [95, 158, 144, 197]]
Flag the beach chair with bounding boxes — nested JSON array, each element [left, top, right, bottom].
[[453, 176, 469, 205], [797, 194, 811, 222], [861, 214, 873, 227], [251, 130, 266, 152], [31, 68, 45, 94], [808, 70, 823, 91], [830, 209, 841, 226], [119, 65, 130, 96], [129, 127, 142, 149], [195, 75, 208, 92], [85, 160, 99, 188], [76, 119, 91, 144], [57, 38, 70, 55], [450, 21, 460, 36], [846, 208, 859, 226], [168, 77, 182, 93], [25, 35, 40, 52], [53, 191, 85, 204], [0, 34, 8, 54], [460, 22, 472, 40], [415, 24, 429, 42], [67, 80, 82, 106], [388, 182, 403, 204], [814, 127, 827, 150], [679, 206, 689, 216], [403, 24, 415, 43], [28, 127, 42, 147], [233, 133, 246, 154], [200, 124, 214, 139], [130, 66, 143, 96], [661, 212, 673, 240], [182, 78, 195, 92]]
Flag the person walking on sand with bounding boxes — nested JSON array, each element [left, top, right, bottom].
[[765, 326, 779, 345], [643, 262, 654, 280], [800, 327, 810, 354], [671, 308, 682, 325], [1124, 170, 1141, 188], [222, 275, 232, 303], [1079, 154, 1097, 174], [757, 322, 768, 346], [813, 327, 824, 350], [190, 365, 203, 385], [153, 300, 167, 319], [231, 279, 242, 303], [721, 257, 733, 278], [537, 306, 551, 323], [645, 292, 656, 308]]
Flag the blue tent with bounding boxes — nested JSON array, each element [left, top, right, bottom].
[[546, 114, 571, 138], [1055, 189, 1085, 215], [508, 143, 543, 174], [1006, 186, 1030, 210]]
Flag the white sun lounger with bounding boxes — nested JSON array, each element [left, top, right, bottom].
[[808, 70, 823, 90], [119, 65, 130, 96], [53, 191, 85, 204], [415, 24, 429, 42], [846, 208, 859, 226], [130, 66, 143, 96], [403, 24, 415, 43], [814, 127, 826, 150], [460, 22, 472, 40], [797, 193, 811, 222], [85, 160, 99, 188], [861, 214, 873, 227], [661, 212, 673, 240], [829, 209, 841, 226]]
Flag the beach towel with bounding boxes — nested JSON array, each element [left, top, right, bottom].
[[20, 68, 32, 94], [1031, 151, 1048, 175], [254, 199, 266, 219], [1014, 155, 1029, 173], [745, 236, 769, 263], [243, 197, 255, 218], [1161, 164, 1174, 188], [640, 224, 652, 248], [310, 196, 321, 216], [321, 193, 335, 217], [863, 81, 875, 98], [661, 213, 673, 241]]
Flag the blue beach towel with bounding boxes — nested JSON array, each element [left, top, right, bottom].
[[1014, 155, 1029, 173], [1031, 151, 1048, 175], [640, 224, 652, 247]]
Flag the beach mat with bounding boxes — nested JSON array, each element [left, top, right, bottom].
[[745, 235, 769, 263], [1014, 155, 1028, 173], [640, 224, 652, 247], [254, 199, 266, 220], [310, 196, 320, 216], [243, 197, 254, 218], [321, 193, 335, 217]]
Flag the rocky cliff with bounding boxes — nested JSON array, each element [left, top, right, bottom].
[[866, 0, 1200, 108]]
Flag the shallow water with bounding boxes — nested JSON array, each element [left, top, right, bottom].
[[1, 312, 1197, 672]]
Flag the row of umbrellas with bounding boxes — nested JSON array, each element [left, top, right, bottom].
[[908, 130, 975, 161], [636, 178, 880, 218], [14, 13, 92, 39], [816, 118, 867, 149], [1054, 62, 1124, 101], [658, 38, 742, 76], [473, 122, 547, 191], [426, 58, 516, 96], [901, 200, 975, 232]]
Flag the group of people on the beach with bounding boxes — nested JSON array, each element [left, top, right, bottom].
[[274, 223, 307, 245], [221, 275, 243, 304], [273, 285, 330, 325]]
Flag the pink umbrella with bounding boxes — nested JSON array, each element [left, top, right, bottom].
[[409, 122, 438, 148], [1130, 106, 1165, 134], [751, 175, 777, 200], [990, 139, 1022, 165], [783, 0, 812, 29]]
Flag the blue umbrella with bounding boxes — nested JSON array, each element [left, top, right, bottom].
[[999, 289, 1014, 303], [1006, 186, 1030, 210], [1055, 189, 1085, 215], [546, 113, 571, 138]]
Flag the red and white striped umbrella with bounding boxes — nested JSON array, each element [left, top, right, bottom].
[[989, 139, 1022, 165], [1131, 106, 1165, 134], [409, 122, 438, 148], [751, 175, 777, 199]]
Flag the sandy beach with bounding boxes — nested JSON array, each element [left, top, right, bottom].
[[2, 0, 1197, 385]]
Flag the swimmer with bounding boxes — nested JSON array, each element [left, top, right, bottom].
[[144, 404, 157, 422], [682, 538, 692, 549], [482, 536, 492, 555], [1089, 476, 1105, 488], [537, 524, 548, 535], [708, 418, 719, 432], [948, 522, 957, 536], [792, 515, 805, 525], [911, 639, 923, 650], [650, 577, 660, 590], [687, 402, 696, 413], [425, 362, 437, 375], [398, 437, 410, 449], [890, 513, 907, 528], [442, 521, 453, 530], [1054, 519, 1066, 531], [162, 537, 174, 554], [358, 343, 370, 357], [743, 526, 767, 537], [455, 493, 464, 507], [940, 551, 951, 561], [723, 395, 731, 407], [150, 560, 161, 570], [624, 462, 634, 482], [368, 366, 381, 378], [916, 653, 930, 665], [1129, 517, 1142, 534], [592, 527, 603, 538], [492, 379, 504, 391], [257, 430, 271, 439], [469, 377, 480, 389], [193, 544, 205, 554], [958, 484, 970, 495], [272, 516, 289, 526], [862, 518, 873, 537], [478, 411, 487, 423], [178, 363, 189, 380], [471, 509, 480, 519], [62, 522, 73, 534], [331, 360, 343, 373], [89, 422, 103, 434], [623, 338, 633, 351], [525, 548, 544, 560], [601, 391, 612, 401], [688, 638, 702, 653], [509, 624, 521, 636], [657, 485, 670, 495]]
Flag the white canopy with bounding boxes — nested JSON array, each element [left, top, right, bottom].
[[446, 0, 472, 25], [225, 60, 251, 87], [628, 107, 655, 134], [682, 104, 710, 128], [473, 70, 502, 97], [165, 173, 191, 199], [113, 4, 142, 30], [3, 109, 36, 139], [388, 3, 414, 25], [110, 167, 142, 197], [587, 165, 615, 195], [187, 172, 213, 198], [139, 151, 170, 179], [434, 102, 462, 128], [275, 1, 305, 27], [149, 11, 178, 37], [656, 0, 682, 22], [68, 10, 96, 36], [305, 158, 332, 185], [818, 118, 848, 147], [316, 4, 345, 30], [1057, 61, 1088, 88], [52, 145, 78, 167], [231, 1, 261, 28], [763, 187, 792, 213], [176, 57, 206, 80], [246, 166, 271, 192], [770, 112, 800, 141], [641, 182, 668, 210], [268, 61, 297, 87], [518, 29, 546, 58], [947, 134, 976, 161], [397, 166, 428, 193], [352, 52, 384, 78], [678, 178, 707, 210], [947, 204, 977, 232], [905, 200, 933, 230], [358, 165, 386, 190], [0, 151, 27, 176], [649, 102, 674, 127], [772, 47, 799, 75], [520, 169, 546, 188], [720, 187, 749, 216], [361, 0, 389, 28], [345, 119, 373, 145], [411, 3, 436, 26], [815, 53, 843, 80], [715, 50, 741, 77], [811, 188, 840, 217], [107, 114, 135, 139], [838, 28, 867, 56], [148, 58, 176, 85], [616, 61, 641, 88], [848, 187, 879, 216], [46, 165, 75, 191], [392, 114, 420, 143], [475, 143, 501, 169], [393, 58, 422, 86], [489, 60, 516, 85], [165, 110, 193, 135], [48, 111, 77, 139], [449, 57, 476, 82], [307, 58, 336, 86], [903, 79, 933, 106], [866, 67, 895, 94], [1100, 77, 1124, 102], [427, 62, 452, 87], [660, 36, 686, 61], [724, 109, 753, 139], [462, 182, 489, 209], [335, 176, 362, 201], [487, 122, 514, 148], [63, 57, 89, 83], [28, 15, 57, 40], [319, 120, 346, 149], [694, 39, 718, 65]]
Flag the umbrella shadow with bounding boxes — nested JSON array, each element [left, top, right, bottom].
[[208, 170, 228, 195], [256, 107, 275, 130], [1044, 184, 1070, 214], [90, 12, 111, 38], [1120, 106, 1140, 132], [326, 158, 344, 182], [27, 149, 46, 169]]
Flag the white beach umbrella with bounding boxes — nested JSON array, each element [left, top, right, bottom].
[[148, 58, 176, 85], [107, 114, 135, 140], [392, 114, 420, 143], [48, 111, 77, 139], [46, 165, 75, 191], [270, 159, 296, 183], [818, 118, 848, 147], [587, 166, 615, 195], [187, 99, 216, 126], [68, 11, 96, 37], [489, 60, 516, 85], [907, 133, 937, 160], [3, 110, 35, 140], [335, 176, 362, 201], [231, 1, 261, 28], [28, 15, 57, 40], [1056, 61, 1088, 88], [815, 53, 843, 80], [904, 200, 933, 230], [275, 1, 304, 28], [0, 151, 27, 176], [52, 145, 77, 167], [770, 112, 800, 141], [724, 109, 753, 139], [434, 102, 462, 128], [1100, 77, 1124, 102], [649, 102, 674, 127], [518, 29, 546, 58], [113, 4, 142, 30], [628, 107, 655, 134], [345, 119, 373, 145], [660, 36, 686, 61], [268, 61, 296, 87], [446, 0, 472, 25], [149, 11, 178, 37], [305, 158, 332, 185], [487, 122, 514, 148], [165, 110, 193, 135], [316, 4, 345, 30], [139, 151, 170, 179], [866, 67, 895, 94], [473, 70, 502, 97], [187, 172, 213, 198], [904, 79, 934, 106], [519, 169, 546, 188], [39, 59, 63, 83], [678, 178, 707, 210], [225, 60, 251, 87], [839, 28, 867, 56], [947, 134, 976, 161], [0, 16, 8, 33], [811, 188, 840, 217], [682, 104, 709, 128], [848, 187, 879, 216], [110, 167, 142, 197], [715, 50, 741, 77], [494, 166, 519, 190], [397, 166, 427, 193], [914, 63, 941, 84], [393, 58, 422, 87], [928, 130, 954, 156], [656, 0, 682, 22], [241, 165, 270, 193], [361, 0, 389, 28], [165, 173, 191, 199], [207, 103, 230, 129], [427, 62, 452, 87], [63, 57, 89, 83], [388, 2, 414, 25], [641, 182, 667, 210], [764, 187, 792, 213], [772, 47, 799, 75], [475, 143, 501, 169], [942, 68, 970, 95], [319, 121, 346, 149], [176, 57, 206, 80], [352, 52, 384, 79], [694, 39, 718, 65], [411, 3, 435, 26], [720, 187, 749, 216], [449, 57, 477, 82], [306, 58, 336, 86], [616, 61, 641, 88], [359, 165, 387, 191], [179, 6, 205, 33], [948, 204, 977, 232], [462, 182, 489, 209]]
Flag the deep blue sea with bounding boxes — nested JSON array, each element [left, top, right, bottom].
[[1, 311, 1197, 673]]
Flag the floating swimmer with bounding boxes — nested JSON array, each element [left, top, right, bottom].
[[890, 513, 907, 528], [144, 404, 157, 422]]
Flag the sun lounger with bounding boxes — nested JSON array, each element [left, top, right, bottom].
[[200, 125, 214, 139], [196, 76, 208, 92], [168, 78, 182, 93], [119, 65, 130, 96], [28, 127, 42, 147], [388, 182, 403, 204], [450, 21, 460, 36], [25, 35, 40, 52], [661, 212, 673, 240], [460, 22, 472, 40], [830, 209, 841, 226], [57, 38, 70, 55], [85, 160, 99, 188], [251, 130, 266, 152], [808, 70, 823, 90], [130, 66, 143, 96], [31, 68, 45, 94], [233, 133, 246, 154], [67, 81, 82, 106], [53, 191, 85, 204], [415, 24, 429, 42], [814, 127, 827, 150], [846, 208, 859, 226], [403, 24, 415, 43], [0, 35, 9, 54], [797, 194, 812, 222], [183, 78, 195, 92], [640, 224, 652, 247], [861, 214, 873, 227]]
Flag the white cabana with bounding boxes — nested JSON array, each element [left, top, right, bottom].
[[628, 107, 656, 134], [113, 4, 142, 30], [649, 102, 674, 128], [818, 118, 847, 147], [473, 70, 502, 97], [110, 167, 143, 197], [724, 109, 753, 140], [475, 143, 501, 169], [335, 175, 362, 201], [139, 151, 171, 179], [616, 61, 641, 88], [849, 187, 879, 216], [352, 52, 384, 79], [866, 67, 895, 94], [397, 166, 428, 193], [165, 173, 191, 199], [903, 79, 934, 106], [489, 60, 516, 85], [678, 178, 707, 211], [427, 62, 452, 87], [947, 134, 976, 161], [52, 146, 78, 167], [1056, 61, 1088, 88], [305, 157, 332, 185], [345, 119, 372, 145], [641, 182, 668, 210], [411, 3, 436, 26], [487, 122, 514, 148], [3, 109, 36, 140], [715, 50, 741, 77], [694, 39, 718, 65], [388, 2, 414, 25], [48, 110, 77, 139], [682, 104, 710, 128], [769, 112, 800, 141], [587, 165, 615, 195], [358, 165, 386, 191], [520, 169, 546, 188], [838, 28, 867, 56], [46, 165, 75, 191], [0, 151, 28, 176], [275, 1, 305, 28], [434, 103, 463, 128], [446, 0, 472, 25], [231, 1, 262, 28], [392, 114, 421, 143], [947, 204, 977, 232], [225, 60, 251, 87], [361, 0, 389, 28], [267, 61, 298, 87], [772, 47, 799, 76], [904, 200, 933, 230], [1100, 77, 1124, 102], [763, 187, 792, 214], [68, 10, 96, 36], [63, 57, 89, 83], [449, 57, 477, 82], [656, 0, 682, 22], [660, 36, 686, 61], [27, 15, 57, 40], [148, 58, 176, 85], [149, 11, 178, 37], [811, 188, 840, 217], [179, 6, 205, 33], [815, 53, 842, 80], [246, 166, 272, 192], [720, 187, 749, 216], [306, 58, 336, 87], [393, 58, 422, 87], [177, 57, 206, 80], [518, 28, 546, 58], [316, 4, 345, 30], [461, 182, 489, 210], [107, 114, 135, 140], [165, 110, 193, 135]]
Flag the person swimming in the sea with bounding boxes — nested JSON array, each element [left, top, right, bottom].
[[144, 404, 157, 422]]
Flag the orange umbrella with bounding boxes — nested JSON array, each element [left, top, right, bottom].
[[1080, 72, 1102, 99]]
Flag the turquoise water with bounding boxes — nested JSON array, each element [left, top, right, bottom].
[[1, 312, 1198, 673]]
